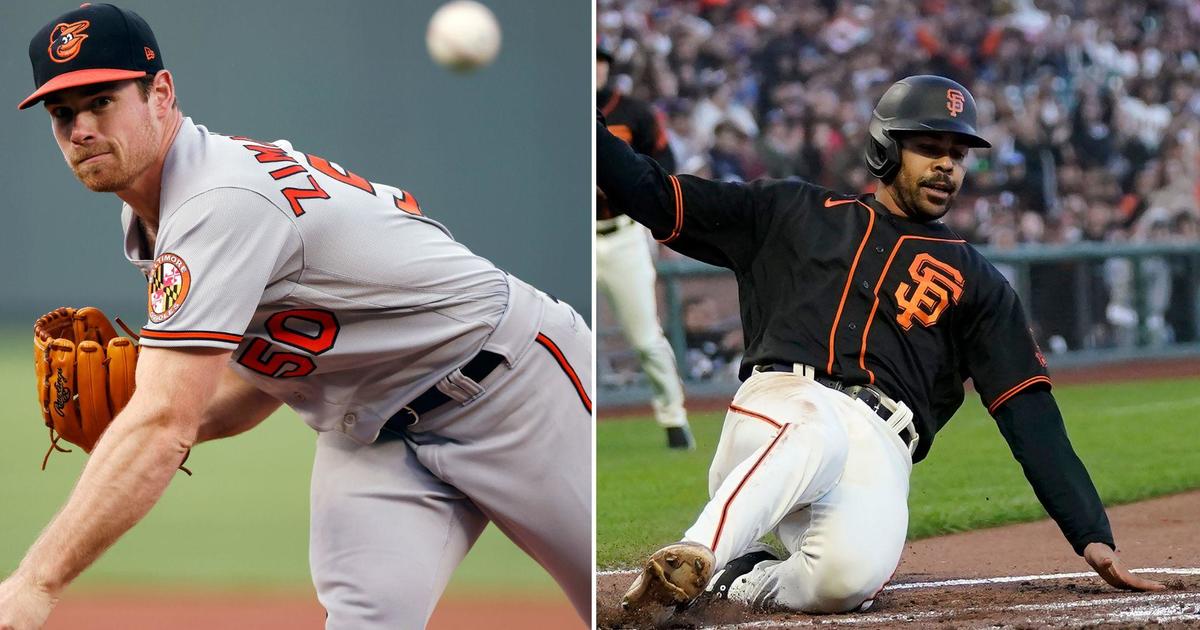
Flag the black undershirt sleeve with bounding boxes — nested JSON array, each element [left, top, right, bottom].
[[598, 119, 763, 269], [992, 389, 1115, 556], [597, 118, 679, 238]]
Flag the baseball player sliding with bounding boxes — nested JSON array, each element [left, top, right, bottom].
[[1, 5, 592, 630], [596, 46, 694, 449], [598, 75, 1165, 623]]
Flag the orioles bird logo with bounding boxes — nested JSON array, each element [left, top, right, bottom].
[[49, 20, 90, 63], [946, 88, 965, 118]]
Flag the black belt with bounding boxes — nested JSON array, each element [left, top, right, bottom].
[[760, 363, 846, 392], [757, 363, 916, 446], [384, 349, 506, 431]]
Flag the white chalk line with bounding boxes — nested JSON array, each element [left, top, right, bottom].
[[699, 591, 1200, 629], [600, 567, 1200, 627], [597, 567, 1200, 592], [886, 566, 1200, 590]]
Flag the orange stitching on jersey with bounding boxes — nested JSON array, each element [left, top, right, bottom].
[[987, 375, 1052, 414], [827, 202, 876, 375], [535, 333, 592, 414], [139, 329, 243, 344], [859, 234, 966, 384], [710, 423, 790, 554], [728, 404, 782, 429], [659, 175, 684, 244]]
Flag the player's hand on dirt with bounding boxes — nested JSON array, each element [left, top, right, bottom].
[[0, 574, 58, 630], [1083, 542, 1166, 592]]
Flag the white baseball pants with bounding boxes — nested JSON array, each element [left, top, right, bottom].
[[309, 277, 592, 629], [596, 218, 687, 428], [682, 369, 913, 613]]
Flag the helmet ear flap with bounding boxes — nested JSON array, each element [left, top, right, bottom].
[[864, 117, 900, 181]]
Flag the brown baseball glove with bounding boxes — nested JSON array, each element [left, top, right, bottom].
[[34, 307, 138, 467], [622, 541, 715, 623]]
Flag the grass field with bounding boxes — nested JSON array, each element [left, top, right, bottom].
[[598, 376, 1200, 568], [0, 329, 561, 596]]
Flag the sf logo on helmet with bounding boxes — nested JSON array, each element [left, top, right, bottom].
[[48, 20, 90, 63], [946, 88, 965, 118], [894, 253, 964, 330]]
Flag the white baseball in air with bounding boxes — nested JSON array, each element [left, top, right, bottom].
[[426, 1, 502, 72]]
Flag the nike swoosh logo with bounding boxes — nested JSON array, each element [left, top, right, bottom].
[[824, 197, 856, 208]]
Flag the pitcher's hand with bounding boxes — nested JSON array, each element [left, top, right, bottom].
[[0, 575, 58, 630]]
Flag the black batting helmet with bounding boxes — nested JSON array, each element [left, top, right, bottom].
[[864, 75, 991, 180]]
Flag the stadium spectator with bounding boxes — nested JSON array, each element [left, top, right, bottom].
[[597, 0, 1199, 363]]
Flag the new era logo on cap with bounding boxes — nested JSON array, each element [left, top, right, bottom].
[[18, 3, 163, 110]]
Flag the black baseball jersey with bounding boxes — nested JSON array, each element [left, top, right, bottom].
[[599, 122, 1049, 462], [598, 119, 1116, 556], [597, 87, 675, 221]]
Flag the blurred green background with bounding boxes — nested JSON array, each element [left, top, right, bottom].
[[0, 0, 592, 319], [0, 328, 563, 596], [598, 375, 1200, 567]]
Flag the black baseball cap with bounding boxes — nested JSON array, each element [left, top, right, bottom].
[[18, 3, 163, 110]]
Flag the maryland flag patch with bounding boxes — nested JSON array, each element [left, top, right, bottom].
[[147, 253, 191, 323]]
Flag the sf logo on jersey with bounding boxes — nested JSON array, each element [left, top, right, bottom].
[[894, 253, 964, 330], [48, 20, 89, 63]]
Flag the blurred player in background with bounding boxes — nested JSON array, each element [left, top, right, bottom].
[[597, 44, 694, 449]]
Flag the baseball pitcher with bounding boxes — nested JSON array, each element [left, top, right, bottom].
[[598, 75, 1165, 623], [1, 5, 592, 629]]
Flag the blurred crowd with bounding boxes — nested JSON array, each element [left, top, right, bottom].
[[597, 0, 1200, 379]]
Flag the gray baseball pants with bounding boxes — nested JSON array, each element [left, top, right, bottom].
[[309, 277, 592, 629]]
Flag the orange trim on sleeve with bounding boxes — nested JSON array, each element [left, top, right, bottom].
[[658, 174, 684, 244], [710, 423, 790, 554], [728, 404, 783, 429], [987, 375, 1053, 414], [858, 232, 965, 384], [139, 329, 243, 344], [827, 204, 876, 374], [535, 333, 592, 414]]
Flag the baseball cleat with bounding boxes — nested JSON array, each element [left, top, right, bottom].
[[705, 542, 780, 601], [621, 541, 715, 618], [666, 425, 695, 450]]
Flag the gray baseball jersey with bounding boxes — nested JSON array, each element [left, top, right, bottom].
[[120, 118, 593, 626], [123, 118, 510, 443]]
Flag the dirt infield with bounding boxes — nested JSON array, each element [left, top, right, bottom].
[[597, 490, 1200, 628], [46, 592, 581, 629]]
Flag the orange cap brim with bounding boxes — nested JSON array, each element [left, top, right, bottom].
[[18, 68, 148, 110]]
